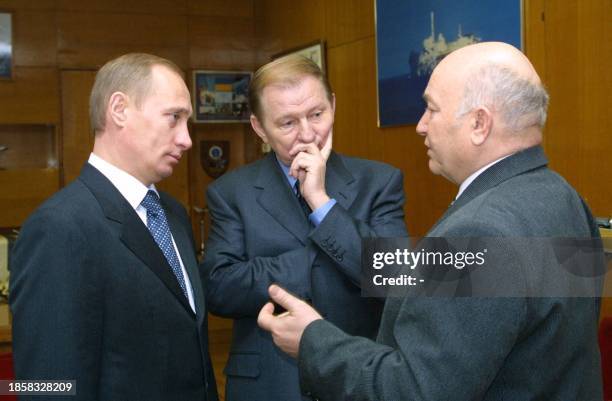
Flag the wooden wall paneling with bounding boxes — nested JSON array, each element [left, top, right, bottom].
[[0, 168, 59, 227], [327, 38, 383, 161], [523, 0, 546, 81], [0, 125, 57, 169], [256, 0, 326, 54], [60, 70, 95, 186], [541, 0, 581, 191], [56, 12, 189, 69], [0, 1, 56, 10], [543, 0, 611, 217], [57, 0, 187, 15], [188, 15, 257, 70], [188, 0, 254, 18], [324, 0, 374, 47], [574, 0, 611, 217], [0, 67, 60, 124], [11, 10, 57, 67]]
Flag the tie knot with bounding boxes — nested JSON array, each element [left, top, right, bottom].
[[141, 190, 162, 215]]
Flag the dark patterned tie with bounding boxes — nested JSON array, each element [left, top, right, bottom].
[[140, 190, 188, 298], [294, 181, 312, 218]]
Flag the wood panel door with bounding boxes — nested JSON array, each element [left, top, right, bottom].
[[60, 70, 96, 186]]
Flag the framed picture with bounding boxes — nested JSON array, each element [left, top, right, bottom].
[[192, 71, 252, 123], [0, 12, 12, 80], [375, 0, 523, 127], [272, 40, 326, 73]]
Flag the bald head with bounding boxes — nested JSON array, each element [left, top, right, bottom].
[[416, 42, 549, 185], [437, 42, 540, 84], [438, 42, 549, 134]]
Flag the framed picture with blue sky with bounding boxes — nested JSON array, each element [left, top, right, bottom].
[[375, 0, 523, 127]]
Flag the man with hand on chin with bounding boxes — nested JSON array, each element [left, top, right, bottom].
[[203, 54, 408, 401]]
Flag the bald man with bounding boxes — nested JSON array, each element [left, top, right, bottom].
[[257, 42, 603, 400]]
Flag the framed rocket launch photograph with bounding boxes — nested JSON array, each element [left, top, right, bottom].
[[375, 0, 523, 127]]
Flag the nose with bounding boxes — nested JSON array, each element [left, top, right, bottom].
[[297, 118, 316, 143], [176, 122, 192, 151], [416, 109, 429, 137]]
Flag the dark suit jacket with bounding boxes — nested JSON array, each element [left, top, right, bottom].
[[10, 164, 218, 401], [298, 146, 603, 401], [203, 151, 408, 401]]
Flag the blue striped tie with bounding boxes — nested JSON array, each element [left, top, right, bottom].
[[295, 181, 312, 218], [141, 190, 188, 298]]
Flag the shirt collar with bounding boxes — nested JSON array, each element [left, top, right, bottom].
[[456, 154, 511, 200], [88, 153, 158, 210]]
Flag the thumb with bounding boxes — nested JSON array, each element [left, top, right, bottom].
[[257, 301, 276, 331], [268, 284, 303, 312]]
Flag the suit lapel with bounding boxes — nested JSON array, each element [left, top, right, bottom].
[[165, 204, 205, 324], [254, 152, 357, 243], [255, 153, 311, 244], [325, 152, 357, 211], [430, 145, 548, 233], [78, 164, 195, 317]]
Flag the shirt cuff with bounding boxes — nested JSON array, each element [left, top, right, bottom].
[[309, 199, 337, 226]]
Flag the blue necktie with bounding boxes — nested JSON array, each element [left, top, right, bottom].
[[295, 181, 312, 218], [141, 190, 188, 298]]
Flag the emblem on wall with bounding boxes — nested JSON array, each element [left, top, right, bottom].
[[200, 140, 230, 178]]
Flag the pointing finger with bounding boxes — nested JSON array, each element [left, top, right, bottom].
[[268, 284, 303, 313]]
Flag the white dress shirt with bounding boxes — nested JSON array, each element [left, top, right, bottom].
[[456, 155, 511, 201], [88, 153, 196, 312]]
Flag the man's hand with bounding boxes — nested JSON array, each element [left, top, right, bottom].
[[289, 133, 333, 210], [257, 284, 323, 358]]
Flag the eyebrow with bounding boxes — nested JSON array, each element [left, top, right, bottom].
[[164, 107, 192, 116], [274, 105, 327, 122], [422, 93, 438, 107]]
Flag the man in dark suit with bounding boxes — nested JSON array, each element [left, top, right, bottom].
[[10, 53, 218, 401], [202, 55, 408, 400], [258, 42, 603, 400]]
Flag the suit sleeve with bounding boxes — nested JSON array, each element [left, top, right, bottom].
[[9, 209, 103, 401], [297, 216, 538, 401], [298, 297, 525, 401], [309, 168, 408, 284], [203, 184, 318, 318]]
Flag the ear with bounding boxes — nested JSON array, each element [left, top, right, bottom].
[[250, 114, 269, 144], [469, 106, 493, 146], [108, 91, 129, 128]]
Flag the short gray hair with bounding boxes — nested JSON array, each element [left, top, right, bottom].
[[249, 54, 333, 121], [89, 53, 183, 134], [456, 63, 549, 132]]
